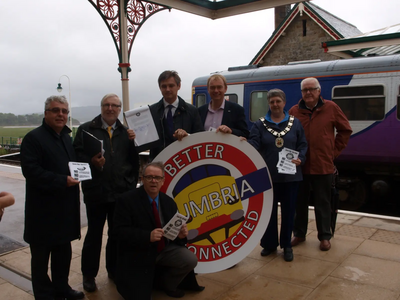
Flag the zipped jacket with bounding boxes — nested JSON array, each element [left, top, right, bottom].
[[289, 97, 352, 175]]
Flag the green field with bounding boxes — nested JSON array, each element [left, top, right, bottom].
[[0, 126, 77, 145], [0, 127, 35, 138]]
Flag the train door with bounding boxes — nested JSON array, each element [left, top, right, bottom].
[[242, 81, 302, 129], [225, 84, 244, 106]]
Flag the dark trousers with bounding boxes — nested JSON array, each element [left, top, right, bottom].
[[30, 243, 72, 300], [261, 181, 299, 250], [81, 201, 116, 277], [293, 174, 333, 241]]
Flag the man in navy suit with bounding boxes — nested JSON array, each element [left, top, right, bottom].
[[198, 74, 249, 138]]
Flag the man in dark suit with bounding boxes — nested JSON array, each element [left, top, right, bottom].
[[114, 162, 202, 299], [149, 70, 203, 160], [21, 95, 84, 300], [73, 93, 139, 292], [198, 74, 249, 138]]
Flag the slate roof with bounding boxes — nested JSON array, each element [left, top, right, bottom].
[[250, 1, 362, 65], [322, 23, 400, 58]]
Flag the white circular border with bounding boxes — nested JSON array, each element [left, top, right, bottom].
[[154, 131, 273, 273]]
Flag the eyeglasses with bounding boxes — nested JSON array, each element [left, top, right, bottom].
[[301, 87, 319, 93], [46, 108, 69, 114], [102, 104, 121, 109], [142, 175, 164, 182]]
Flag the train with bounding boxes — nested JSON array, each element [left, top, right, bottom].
[[192, 54, 400, 213]]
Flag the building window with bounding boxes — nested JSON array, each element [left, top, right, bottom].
[[195, 94, 206, 108], [302, 20, 307, 36], [250, 91, 269, 122], [332, 85, 385, 121], [224, 94, 238, 104]]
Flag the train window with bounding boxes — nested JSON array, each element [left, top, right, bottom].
[[332, 85, 385, 121], [224, 94, 238, 104], [250, 91, 269, 122], [195, 94, 206, 108]]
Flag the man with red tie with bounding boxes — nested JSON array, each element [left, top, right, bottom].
[[114, 162, 202, 299]]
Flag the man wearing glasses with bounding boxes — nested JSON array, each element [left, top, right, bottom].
[[114, 162, 201, 299], [289, 77, 352, 251], [73, 93, 139, 292], [21, 95, 84, 299]]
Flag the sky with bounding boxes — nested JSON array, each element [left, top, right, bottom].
[[0, 0, 399, 116]]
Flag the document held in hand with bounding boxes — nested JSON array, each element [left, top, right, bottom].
[[123, 106, 159, 152], [162, 212, 189, 240], [68, 162, 92, 181], [82, 130, 103, 158]]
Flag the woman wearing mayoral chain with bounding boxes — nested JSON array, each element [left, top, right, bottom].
[[243, 89, 308, 262]]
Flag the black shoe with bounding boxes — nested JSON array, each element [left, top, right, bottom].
[[164, 288, 185, 298], [260, 248, 276, 257], [283, 248, 293, 262], [64, 289, 85, 300], [83, 275, 97, 292], [185, 285, 205, 292]]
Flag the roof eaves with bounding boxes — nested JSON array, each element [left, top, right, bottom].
[[302, 2, 343, 40], [249, 3, 300, 65]]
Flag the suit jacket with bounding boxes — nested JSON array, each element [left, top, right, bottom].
[[198, 100, 249, 138], [149, 97, 204, 160], [114, 186, 186, 299], [21, 119, 80, 245]]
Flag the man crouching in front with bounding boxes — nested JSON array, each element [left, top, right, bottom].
[[114, 162, 203, 299]]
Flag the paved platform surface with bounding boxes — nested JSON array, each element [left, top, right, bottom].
[[1, 165, 400, 299]]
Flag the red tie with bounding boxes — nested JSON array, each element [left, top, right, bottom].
[[152, 200, 165, 252]]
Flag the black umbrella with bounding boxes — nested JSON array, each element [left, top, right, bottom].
[[331, 167, 340, 237]]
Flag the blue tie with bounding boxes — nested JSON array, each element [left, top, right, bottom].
[[167, 105, 174, 135]]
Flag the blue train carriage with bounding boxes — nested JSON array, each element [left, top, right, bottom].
[[192, 55, 400, 212]]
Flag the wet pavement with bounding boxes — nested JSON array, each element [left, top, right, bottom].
[[1, 165, 400, 299]]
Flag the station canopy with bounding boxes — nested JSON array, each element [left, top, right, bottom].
[[151, 0, 300, 19]]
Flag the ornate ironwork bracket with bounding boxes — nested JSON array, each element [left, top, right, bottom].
[[88, 0, 169, 67]]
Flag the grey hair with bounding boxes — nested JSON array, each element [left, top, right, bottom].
[[142, 161, 165, 177], [101, 93, 122, 106], [267, 89, 286, 103], [300, 77, 321, 90], [44, 95, 69, 111]]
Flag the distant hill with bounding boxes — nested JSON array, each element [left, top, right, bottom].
[[71, 106, 100, 123]]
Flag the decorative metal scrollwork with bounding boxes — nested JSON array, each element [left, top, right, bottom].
[[88, 0, 169, 62]]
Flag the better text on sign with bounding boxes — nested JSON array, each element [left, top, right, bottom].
[[154, 132, 273, 273]]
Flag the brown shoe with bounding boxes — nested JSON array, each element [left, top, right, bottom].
[[320, 240, 331, 251], [291, 236, 305, 247]]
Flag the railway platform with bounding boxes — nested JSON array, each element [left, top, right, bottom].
[[1, 164, 400, 299]]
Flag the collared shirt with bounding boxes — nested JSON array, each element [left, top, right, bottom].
[[101, 118, 116, 135], [265, 110, 289, 125], [204, 100, 225, 131], [147, 193, 165, 225], [163, 98, 179, 119], [147, 194, 160, 209]]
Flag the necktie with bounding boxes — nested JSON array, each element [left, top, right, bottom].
[[151, 200, 165, 252], [166, 105, 174, 135], [107, 126, 112, 139]]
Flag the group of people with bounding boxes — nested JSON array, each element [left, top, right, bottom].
[[18, 70, 351, 300]]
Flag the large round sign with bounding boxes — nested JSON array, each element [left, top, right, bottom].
[[154, 132, 273, 273]]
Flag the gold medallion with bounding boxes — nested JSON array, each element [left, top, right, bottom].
[[275, 137, 284, 148]]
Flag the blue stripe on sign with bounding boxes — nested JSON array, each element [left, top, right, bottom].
[[235, 167, 271, 200]]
